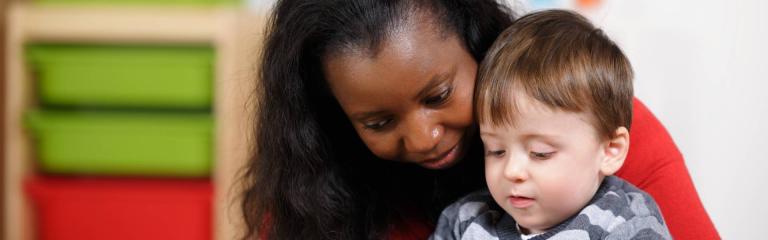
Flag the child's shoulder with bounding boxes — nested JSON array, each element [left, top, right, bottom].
[[575, 176, 671, 239], [440, 190, 498, 221], [432, 190, 504, 239], [600, 176, 665, 219]]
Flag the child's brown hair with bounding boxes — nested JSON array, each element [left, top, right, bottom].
[[475, 9, 634, 139]]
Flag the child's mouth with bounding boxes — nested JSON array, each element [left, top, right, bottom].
[[508, 196, 535, 208]]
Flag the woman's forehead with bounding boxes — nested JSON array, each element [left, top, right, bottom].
[[322, 29, 467, 111]]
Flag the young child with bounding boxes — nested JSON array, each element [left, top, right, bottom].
[[430, 10, 671, 240]]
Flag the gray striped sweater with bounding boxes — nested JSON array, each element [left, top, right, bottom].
[[429, 176, 672, 240]]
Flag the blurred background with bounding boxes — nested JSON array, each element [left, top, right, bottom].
[[1, 0, 263, 239], [1, 0, 766, 239]]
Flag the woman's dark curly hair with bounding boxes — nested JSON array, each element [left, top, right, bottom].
[[242, 0, 514, 239]]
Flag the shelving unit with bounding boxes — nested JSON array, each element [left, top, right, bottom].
[[3, 2, 264, 239]]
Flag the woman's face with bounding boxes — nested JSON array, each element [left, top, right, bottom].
[[323, 25, 478, 170]]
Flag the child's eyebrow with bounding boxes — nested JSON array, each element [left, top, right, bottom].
[[520, 133, 564, 145], [413, 66, 457, 101], [479, 130, 500, 138]]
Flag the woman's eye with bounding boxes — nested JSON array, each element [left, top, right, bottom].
[[424, 87, 452, 106], [363, 118, 392, 130], [486, 150, 506, 157], [530, 151, 555, 160]]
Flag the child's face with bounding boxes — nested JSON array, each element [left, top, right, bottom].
[[480, 95, 612, 234]]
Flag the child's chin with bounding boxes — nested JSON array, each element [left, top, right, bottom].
[[510, 214, 553, 235]]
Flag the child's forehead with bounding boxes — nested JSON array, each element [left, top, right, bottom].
[[477, 90, 555, 124], [478, 93, 600, 134]]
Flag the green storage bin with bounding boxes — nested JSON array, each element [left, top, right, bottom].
[[28, 45, 214, 109], [26, 110, 213, 177]]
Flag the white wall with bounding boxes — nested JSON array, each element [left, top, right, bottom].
[[251, 0, 768, 238], [246, 0, 275, 13]]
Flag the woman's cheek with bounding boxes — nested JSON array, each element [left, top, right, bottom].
[[358, 131, 400, 161], [448, 87, 475, 127], [457, 77, 477, 124]]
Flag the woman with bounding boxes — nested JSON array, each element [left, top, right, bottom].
[[242, 0, 719, 239]]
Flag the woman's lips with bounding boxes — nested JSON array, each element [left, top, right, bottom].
[[420, 144, 460, 169], [508, 196, 535, 208]]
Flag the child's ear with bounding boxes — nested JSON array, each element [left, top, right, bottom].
[[600, 127, 630, 176]]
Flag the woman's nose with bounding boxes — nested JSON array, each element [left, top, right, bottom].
[[503, 157, 529, 182], [401, 114, 441, 154]]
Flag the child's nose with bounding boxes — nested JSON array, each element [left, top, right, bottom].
[[503, 157, 529, 182]]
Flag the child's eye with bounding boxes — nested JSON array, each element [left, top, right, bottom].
[[424, 86, 452, 106], [363, 118, 393, 130], [530, 151, 555, 160], [486, 150, 506, 157]]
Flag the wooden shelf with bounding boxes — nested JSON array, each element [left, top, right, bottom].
[[11, 4, 229, 43], [3, 3, 264, 240]]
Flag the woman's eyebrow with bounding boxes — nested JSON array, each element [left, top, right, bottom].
[[351, 110, 387, 122], [413, 67, 457, 101]]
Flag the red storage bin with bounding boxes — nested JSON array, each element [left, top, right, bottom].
[[26, 177, 212, 240]]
